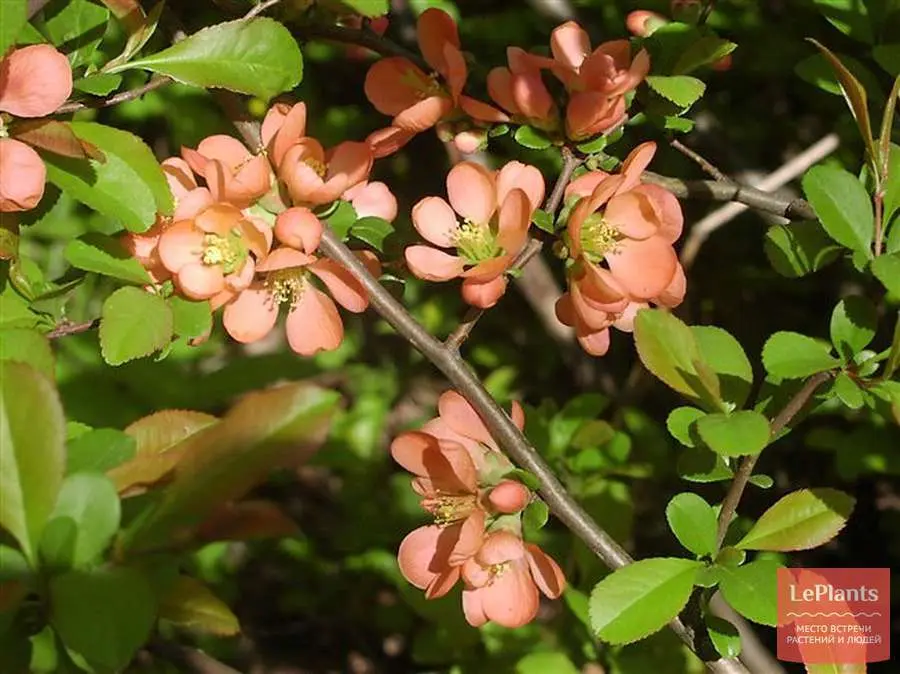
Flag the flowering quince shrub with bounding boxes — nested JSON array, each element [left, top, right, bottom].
[[0, 0, 898, 672]]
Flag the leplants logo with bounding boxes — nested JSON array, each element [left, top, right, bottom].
[[777, 568, 890, 663]]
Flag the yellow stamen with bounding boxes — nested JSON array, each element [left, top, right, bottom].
[[454, 219, 500, 263], [264, 268, 308, 308], [201, 232, 246, 274], [580, 213, 619, 262], [304, 157, 327, 178], [422, 493, 477, 526]]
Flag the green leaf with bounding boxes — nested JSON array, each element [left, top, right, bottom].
[[351, 216, 394, 252], [812, 0, 874, 43], [38, 473, 121, 570], [589, 557, 702, 644], [324, 200, 357, 240], [169, 296, 212, 340], [829, 296, 877, 362], [36, 0, 109, 69], [666, 407, 705, 447], [717, 559, 781, 626], [0, 0, 27, 58], [0, 362, 65, 563], [763, 220, 842, 277], [802, 165, 874, 254], [691, 326, 753, 407], [872, 252, 900, 296], [735, 488, 855, 551], [695, 411, 771, 457], [100, 287, 173, 365], [673, 37, 737, 75], [665, 493, 718, 557], [522, 499, 548, 538], [50, 567, 156, 672], [159, 576, 240, 635], [66, 428, 136, 475], [514, 125, 552, 150], [112, 18, 304, 101], [634, 309, 721, 409], [516, 652, 579, 674], [885, 313, 900, 379], [502, 468, 541, 491], [44, 122, 173, 231], [0, 328, 54, 379], [645, 75, 706, 108], [532, 208, 555, 234], [706, 615, 742, 659], [805, 665, 867, 674], [677, 447, 733, 483], [121, 382, 339, 553], [832, 371, 864, 409], [749, 474, 775, 489], [73, 72, 123, 96], [762, 331, 840, 379], [549, 393, 608, 454], [874, 44, 900, 76], [338, 0, 389, 16], [64, 234, 153, 285], [102, 0, 164, 70]]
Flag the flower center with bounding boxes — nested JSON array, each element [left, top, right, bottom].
[[580, 212, 619, 262], [201, 230, 247, 274], [455, 220, 500, 264], [422, 493, 477, 526], [402, 69, 446, 101], [264, 268, 308, 307], [304, 157, 327, 178], [487, 562, 509, 584]]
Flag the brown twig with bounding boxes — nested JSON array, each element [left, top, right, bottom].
[[46, 319, 100, 339], [244, 0, 282, 20], [148, 640, 241, 674], [444, 147, 582, 351], [671, 139, 731, 182], [642, 172, 817, 220], [56, 77, 172, 114], [714, 371, 833, 552]]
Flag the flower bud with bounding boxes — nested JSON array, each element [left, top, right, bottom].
[[488, 480, 530, 514], [626, 10, 669, 37], [453, 129, 488, 155], [0, 138, 46, 212], [274, 206, 323, 254]]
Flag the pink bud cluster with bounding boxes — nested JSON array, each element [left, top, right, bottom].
[[392, 390, 565, 628], [124, 102, 398, 355]]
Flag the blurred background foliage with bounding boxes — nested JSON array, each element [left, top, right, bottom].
[[7, 0, 899, 671]]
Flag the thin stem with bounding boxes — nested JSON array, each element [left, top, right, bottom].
[[444, 147, 581, 351], [296, 22, 430, 72], [46, 319, 100, 339], [874, 191, 884, 257], [56, 77, 172, 114], [671, 139, 731, 183], [714, 371, 833, 553], [244, 0, 281, 20], [642, 172, 817, 220], [318, 228, 749, 674]]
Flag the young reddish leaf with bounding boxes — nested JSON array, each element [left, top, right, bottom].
[[10, 120, 104, 161], [589, 557, 703, 644], [109, 410, 218, 495], [735, 488, 855, 551], [0, 362, 65, 563], [158, 576, 240, 636], [195, 500, 298, 543], [808, 40, 877, 170], [120, 383, 340, 553]]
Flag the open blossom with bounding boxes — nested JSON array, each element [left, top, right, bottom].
[[556, 142, 685, 356], [218, 208, 381, 356], [0, 44, 73, 213], [405, 161, 544, 309], [363, 9, 506, 156], [487, 48, 559, 131], [181, 135, 271, 208], [393, 390, 565, 628]]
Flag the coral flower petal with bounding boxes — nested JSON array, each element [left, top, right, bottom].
[[443, 42, 467, 101], [565, 171, 609, 200], [346, 180, 398, 221], [272, 102, 308, 168], [496, 188, 530, 253], [656, 262, 686, 308], [161, 157, 197, 201], [157, 221, 204, 272], [261, 102, 290, 150], [449, 509, 485, 565], [309, 258, 369, 313], [634, 184, 684, 243], [412, 196, 458, 248], [405, 245, 465, 281], [286, 286, 344, 355], [461, 275, 507, 309], [550, 21, 590, 71], [606, 191, 661, 240], [497, 161, 545, 213], [325, 141, 373, 194], [525, 544, 566, 598], [618, 141, 657, 193], [394, 95, 452, 132], [578, 328, 611, 356], [462, 588, 489, 626], [417, 8, 460, 72], [447, 162, 496, 224], [511, 400, 525, 430], [223, 286, 278, 343], [458, 94, 509, 123], [275, 206, 322, 254], [425, 566, 461, 599], [483, 565, 540, 628], [398, 525, 445, 589], [438, 390, 495, 449], [0, 138, 45, 211], [256, 246, 314, 272], [178, 262, 225, 299], [487, 67, 518, 114], [364, 58, 427, 116], [196, 135, 250, 169], [0, 45, 72, 117], [607, 236, 678, 299], [366, 125, 416, 159], [390, 431, 477, 492], [173, 187, 214, 221]]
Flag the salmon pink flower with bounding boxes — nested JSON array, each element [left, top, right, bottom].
[[366, 125, 417, 159], [121, 217, 173, 284], [0, 138, 45, 212], [181, 135, 271, 208], [344, 180, 398, 222], [220, 242, 381, 356], [0, 44, 73, 118], [626, 10, 669, 37], [461, 531, 565, 628], [556, 142, 685, 356], [157, 202, 271, 300], [279, 138, 373, 207], [261, 101, 309, 171], [487, 48, 559, 131], [405, 161, 544, 309]]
